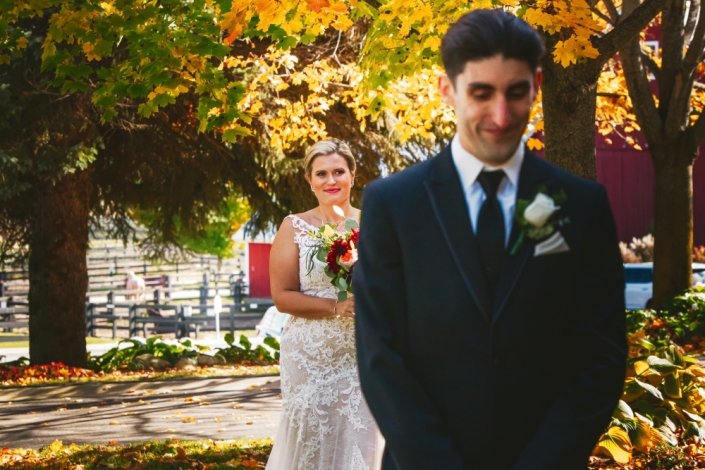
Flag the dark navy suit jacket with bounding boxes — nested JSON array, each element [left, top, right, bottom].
[[355, 147, 627, 470]]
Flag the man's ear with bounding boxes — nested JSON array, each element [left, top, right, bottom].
[[438, 74, 455, 108]]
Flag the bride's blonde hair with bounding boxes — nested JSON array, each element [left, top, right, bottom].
[[303, 138, 356, 179]]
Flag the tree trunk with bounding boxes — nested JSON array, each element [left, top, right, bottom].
[[651, 141, 696, 308], [540, 44, 599, 181], [29, 170, 92, 367]]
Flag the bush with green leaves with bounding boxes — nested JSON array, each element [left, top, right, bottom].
[[595, 310, 705, 463], [89, 337, 209, 372], [661, 287, 705, 342], [215, 333, 280, 365]]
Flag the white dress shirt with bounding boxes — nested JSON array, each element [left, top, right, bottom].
[[450, 135, 524, 247]]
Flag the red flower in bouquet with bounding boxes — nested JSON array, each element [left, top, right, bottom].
[[306, 209, 360, 301]]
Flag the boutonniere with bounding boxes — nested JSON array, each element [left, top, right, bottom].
[[510, 187, 570, 255]]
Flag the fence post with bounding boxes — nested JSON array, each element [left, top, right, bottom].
[[86, 304, 94, 337], [229, 304, 235, 336], [200, 273, 209, 312], [143, 261, 147, 276], [153, 289, 160, 305], [107, 292, 114, 315], [165, 275, 172, 300]]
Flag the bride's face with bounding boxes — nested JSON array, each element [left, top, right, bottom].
[[308, 153, 354, 207]]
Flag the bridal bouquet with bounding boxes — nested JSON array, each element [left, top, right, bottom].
[[306, 207, 360, 302]]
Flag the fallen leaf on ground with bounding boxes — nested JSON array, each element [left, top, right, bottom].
[[109, 420, 121, 425], [176, 447, 186, 458], [108, 440, 118, 445], [182, 417, 197, 423], [246, 422, 254, 425]]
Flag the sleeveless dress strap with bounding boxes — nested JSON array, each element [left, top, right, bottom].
[[286, 214, 316, 232]]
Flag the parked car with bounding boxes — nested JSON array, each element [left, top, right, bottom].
[[256, 306, 290, 338], [624, 262, 705, 310]]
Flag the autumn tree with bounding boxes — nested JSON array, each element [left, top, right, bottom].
[[0, 4, 438, 366], [614, 0, 705, 307]]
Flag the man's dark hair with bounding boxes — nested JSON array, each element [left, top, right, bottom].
[[441, 9, 545, 85]]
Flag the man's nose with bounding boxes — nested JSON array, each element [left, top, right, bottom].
[[491, 98, 511, 129]]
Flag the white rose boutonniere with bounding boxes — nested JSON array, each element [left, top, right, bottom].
[[510, 188, 569, 255]]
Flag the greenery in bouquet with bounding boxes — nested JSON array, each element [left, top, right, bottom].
[[306, 215, 360, 302]]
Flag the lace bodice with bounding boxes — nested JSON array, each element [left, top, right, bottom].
[[289, 215, 339, 300], [265, 215, 383, 470]]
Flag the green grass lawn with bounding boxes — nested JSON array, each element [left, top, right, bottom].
[[0, 438, 273, 469]]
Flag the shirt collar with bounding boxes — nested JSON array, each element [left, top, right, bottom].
[[450, 134, 524, 191]]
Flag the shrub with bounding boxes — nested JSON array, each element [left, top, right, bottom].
[[89, 336, 209, 372], [596, 289, 705, 464], [595, 339, 705, 463], [620, 235, 655, 263], [694, 246, 705, 263], [215, 333, 280, 365]]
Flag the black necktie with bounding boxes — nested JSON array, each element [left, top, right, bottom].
[[476, 170, 506, 297]]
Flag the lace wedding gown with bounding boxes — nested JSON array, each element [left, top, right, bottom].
[[265, 215, 384, 470]]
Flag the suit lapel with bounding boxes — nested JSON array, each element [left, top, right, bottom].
[[424, 147, 492, 321], [492, 150, 547, 324]]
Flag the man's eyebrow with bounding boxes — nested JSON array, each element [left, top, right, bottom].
[[467, 83, 495, 93], [467, 80, 532, 93], [508, 80, 531, 90]]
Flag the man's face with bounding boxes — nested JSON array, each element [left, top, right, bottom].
[[439, 55, 542, 166]]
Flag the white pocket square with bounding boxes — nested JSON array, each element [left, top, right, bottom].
[[534, 231, 570, 257]]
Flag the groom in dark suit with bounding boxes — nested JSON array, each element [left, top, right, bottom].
[[355, 9, 627, 470]]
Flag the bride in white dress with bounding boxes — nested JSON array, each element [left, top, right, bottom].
[[266, 138, 384, 470]]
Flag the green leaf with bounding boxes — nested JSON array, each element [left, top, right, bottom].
[[369, 94, 386, 116], [634, 378, 663, 401], [336, 277, 347, 291], [224, 333, 234, 346], [151, 93, 176, 107], [345, 218, 359, 231], [127, 84, 149, 98], [647, 356, 680, 374], [222, 126, 251, 142], [614, 400, 634, 420], [263, 337, 280, 351], [664, 373, 682, 398], [337, 290, 348, 302], [239, 334, 252, 351]]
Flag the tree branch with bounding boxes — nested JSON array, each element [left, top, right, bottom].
[[641, 49, 662, 82], [591, 0, 671, 75], [620, 0, 663, 140], [601, 0, 622, 24], [592, 6, 618, 26], [683, 0, 705, 79], [684, 0, 700, 43]]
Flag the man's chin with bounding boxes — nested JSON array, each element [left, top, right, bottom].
[[479, 143, 521, 166]]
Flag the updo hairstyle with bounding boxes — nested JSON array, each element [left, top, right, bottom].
[[303, 138, 357, 179]]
